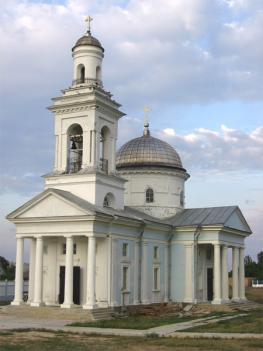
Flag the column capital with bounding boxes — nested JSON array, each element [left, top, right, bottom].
[[213, 243, 221, 247], [64, 234, 73, 239], [34, 235, 43, 240]]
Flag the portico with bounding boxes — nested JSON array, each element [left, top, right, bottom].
[[12, 234, 100, 309]]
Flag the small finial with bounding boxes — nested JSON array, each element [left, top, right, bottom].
[[85, 15, 93, 34], [143, 106, 151, 136]]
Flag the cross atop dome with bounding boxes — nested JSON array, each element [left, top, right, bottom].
[[143, 106, 151, 136], [85, 15, 93, 34]]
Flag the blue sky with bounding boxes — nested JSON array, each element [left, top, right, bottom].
[[0, 0, 262, 261]]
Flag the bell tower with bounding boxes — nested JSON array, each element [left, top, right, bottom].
[[44, 18, 126, 209]]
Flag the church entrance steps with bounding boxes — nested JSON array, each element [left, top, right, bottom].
[[91, 308, 113, 320]]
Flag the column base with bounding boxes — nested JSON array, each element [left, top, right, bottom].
[[239, 297, 247, 303], [133, 300, 140, 305], [141, 299, 150, 305], [11, 300, 24, 306], [221, 298, 230, 304], [183, 298, 195, 303], [212, 298, 223, 305], [108, 301, 119, 307], [30, 301, 44, 307], [61, 303, 75, 309], [83, 303, 97, 310], [231, 297, 241, 303]]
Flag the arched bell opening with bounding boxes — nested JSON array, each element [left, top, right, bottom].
[[100, 126, 110, 173], [103, 192, 115, 208], [77, 64, 85, 84], [67, 124, 83, 173]]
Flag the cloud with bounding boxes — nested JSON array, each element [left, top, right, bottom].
[[1, 0, 263, 107], [159, 125, 263, 172]]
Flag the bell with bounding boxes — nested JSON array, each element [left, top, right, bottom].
[[71, 140, 77, 149]]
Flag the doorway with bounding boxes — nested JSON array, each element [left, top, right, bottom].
[[207, 268, 213, 301], [59, 266, 81, 305]]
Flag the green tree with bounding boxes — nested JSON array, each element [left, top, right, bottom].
[[0, 256, 15, 280]]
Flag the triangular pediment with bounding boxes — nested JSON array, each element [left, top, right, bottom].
[[7, 189, 96, 220], [225, 208, 252, 233]]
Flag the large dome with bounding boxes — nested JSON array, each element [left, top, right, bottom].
[[116, 124, 186, 171]]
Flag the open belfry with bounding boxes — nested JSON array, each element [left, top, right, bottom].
[[7, 18, 251, 310]]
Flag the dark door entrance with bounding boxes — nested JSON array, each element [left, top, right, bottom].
[[59, 266, 81, 305], [207, 268, 213, 301], [73, 266, 80, 305]]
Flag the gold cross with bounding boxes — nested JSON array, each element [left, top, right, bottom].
[[143, 106, 151, 125], [85, 16, 93, 33]]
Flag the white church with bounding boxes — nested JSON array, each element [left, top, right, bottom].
[[7, 19, 252, 310]]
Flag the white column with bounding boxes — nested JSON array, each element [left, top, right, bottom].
[[221, 245, 229, 303], [164, 244, 169, 302], [133, 240, 140, 304], [232, 247, 240, 302], [141, 241, 149, 304], [239, 247, 246, 301], [83, 236, 97, 309], [212, 244, 222, 304], [61, 236, 74, 308], [184, 244, 194, 303], [11, 237, 24, 306], [31, 237, 44, 307], [109, 238, 118, 307], [27, 238, 36, 303]]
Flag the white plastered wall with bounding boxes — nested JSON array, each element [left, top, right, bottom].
[[118, 170, 187, 218]]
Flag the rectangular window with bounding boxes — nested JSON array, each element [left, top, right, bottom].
[[153, 267, 160, 290], [153, 246, 159, 259], [122, 266, 129, 290], [73, 243, 77, 255], [122, 243, 128, 257]]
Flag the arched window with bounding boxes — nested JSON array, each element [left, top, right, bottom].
[[77, 64, 85, 84], [146, 188, 154, 203], [80, 66, 85, 83], [96, 66, 101, 81], [180, 190, 185, 206], [67, 124, 83, 173], [103, 192, 115, 208], [100, 126, 110, 173]]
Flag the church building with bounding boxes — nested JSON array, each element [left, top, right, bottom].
[[7, 20, 252, 310]]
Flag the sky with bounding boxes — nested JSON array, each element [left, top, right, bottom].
[[0, 0, 262, 261]]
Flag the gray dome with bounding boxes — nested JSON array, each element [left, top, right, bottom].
[[116, 124, 185, 171], [72, 31, 104, 52]]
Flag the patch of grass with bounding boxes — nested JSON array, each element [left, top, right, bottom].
[[69, 311, 236, 330], [0, 331, 262, 351], [69, 314, 201, 329], [185, 310, 263, 334]]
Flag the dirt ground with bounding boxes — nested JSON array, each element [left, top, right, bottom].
[[0, 331, 262, 351]]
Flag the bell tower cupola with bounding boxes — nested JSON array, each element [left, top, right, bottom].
[[45, 17, 126, 209], [72, 16, 104, 88]]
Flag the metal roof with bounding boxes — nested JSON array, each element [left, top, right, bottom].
[[7, 189, 252, 234], [168, 206, 249, 229], [116, 125, 186, 171]]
